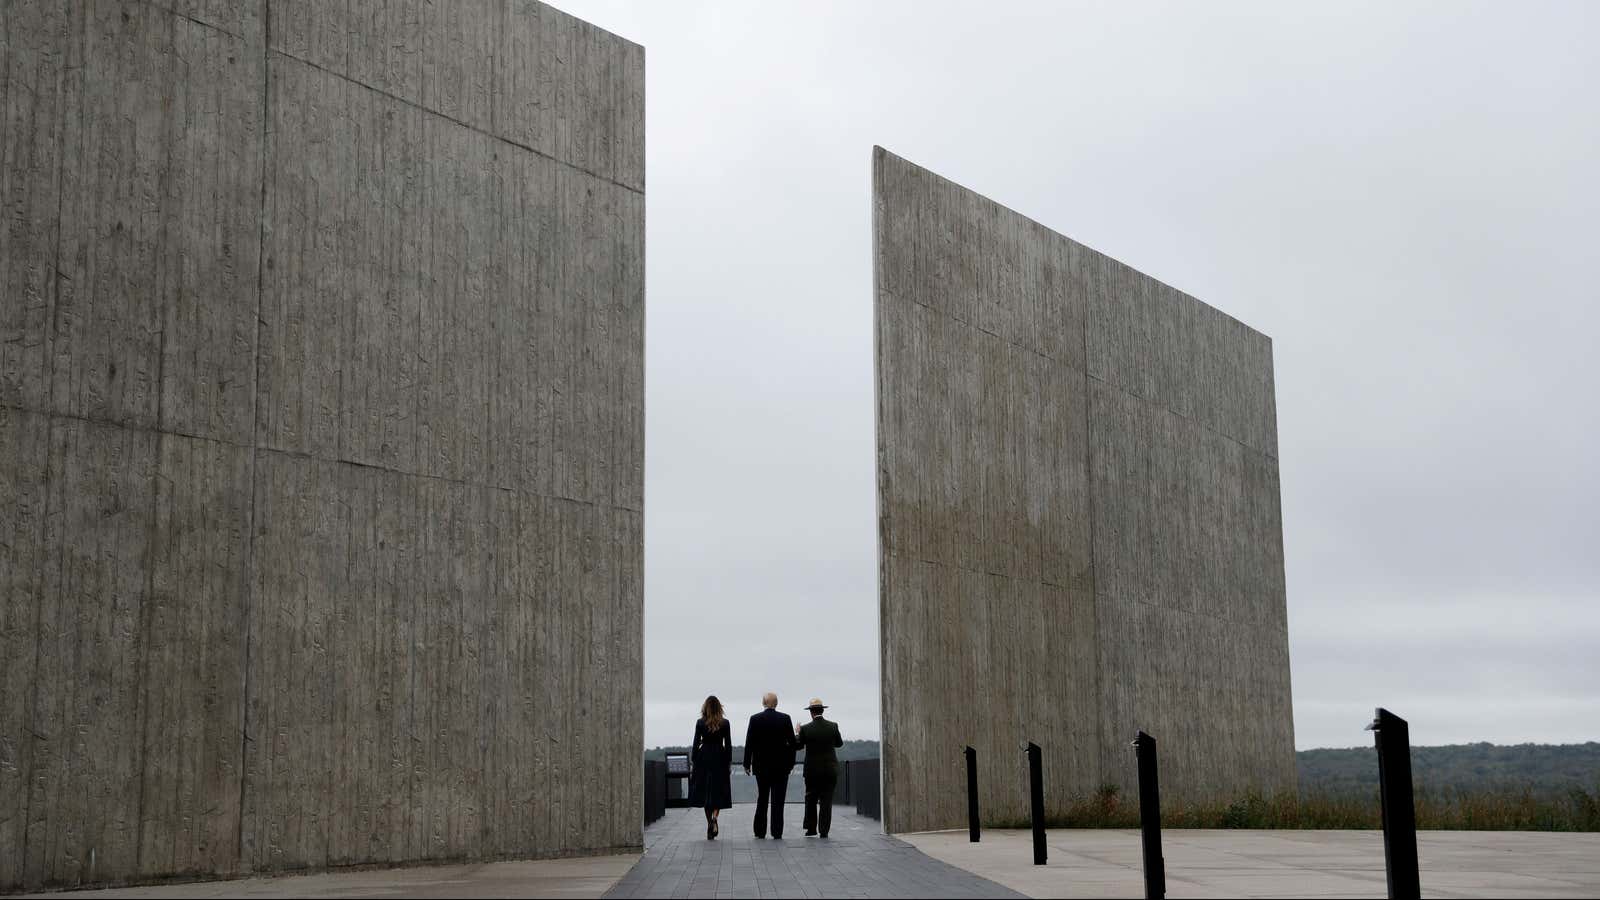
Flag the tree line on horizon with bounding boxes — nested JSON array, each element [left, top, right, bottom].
[[1297, 741, 1600, 795], [648, 740, 1600, 794], [646, 739, 882, 764]]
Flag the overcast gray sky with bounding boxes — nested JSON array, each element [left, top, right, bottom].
[[554, 0, 1598, 752]]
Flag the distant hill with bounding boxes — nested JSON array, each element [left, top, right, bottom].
[[646, 740, 1600, 797], [647, 739, 881, 764], [1298, 742, 1600, 796]]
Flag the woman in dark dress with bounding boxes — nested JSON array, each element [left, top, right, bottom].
[[689, 695, 733, 839]]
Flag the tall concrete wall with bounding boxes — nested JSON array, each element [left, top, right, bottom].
[[0, 1, 643, 891], [873, 147, 1292, 834]]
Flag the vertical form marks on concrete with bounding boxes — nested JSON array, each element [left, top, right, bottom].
[[2, 0, 643, 891], [24, 416, 158, 887], [51, 1, 265, 444], [245, 0, 645, 875], [0, 0, 264, 438], [1081, 234, 1290, 798], [139, 433, 253, 879], [0, 7, 74, 886], [6, 417, 250, 884], [1, 1, 263, 888], [256, 54, 642, 506], [242, 455, 414, 870], [874, 147, 1101, 835], [1086, 379, 1292, 799], [874, 147, 1292, 835], [0, 0, 69, 415], [0, 410, 47, 890]]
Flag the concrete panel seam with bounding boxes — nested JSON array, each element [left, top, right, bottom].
[[251, 446, 644, 512], [1084, 371, 1278, 461], [0, 408, 645, 514], [140, 1, 250, 42], [878, 289, 1276, 462], [268, 48, 643, 197], [0, 403, 241, 453], [879, 289, 1075, 370], [881, 550, 1275, 631], [238, 0, 273, 873]]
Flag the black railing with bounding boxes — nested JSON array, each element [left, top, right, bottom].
[[643, 759, 667, 826], [834, 759, 852, 804]]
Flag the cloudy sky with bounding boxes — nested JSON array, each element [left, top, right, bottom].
[[554, 0, 1598, 751]]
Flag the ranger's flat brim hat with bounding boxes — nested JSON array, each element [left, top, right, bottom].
[[807, 698, 827, 710]]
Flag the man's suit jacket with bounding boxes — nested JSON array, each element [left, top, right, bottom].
[[742, 708, 798, 778], [797, 716, 843, 779]]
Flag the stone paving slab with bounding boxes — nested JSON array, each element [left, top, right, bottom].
[[12, 854, 638, 899], [605, 807, 1025, 899], [900, 827, 1600, 898]]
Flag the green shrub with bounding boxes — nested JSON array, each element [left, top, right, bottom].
[[1036, 784, 1600, 831]]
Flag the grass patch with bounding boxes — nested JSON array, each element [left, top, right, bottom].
[[987, 783, 1600, 831]]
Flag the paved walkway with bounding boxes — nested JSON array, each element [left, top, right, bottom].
[[14, 855, 638, 899], [604, 807, 1025, 899], [901, 826, 1600, 898]]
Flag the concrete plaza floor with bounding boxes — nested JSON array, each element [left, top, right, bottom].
[[13, 854, 639, 899], [901, 826, 1600, 898], [22, 824, 1600, 898], [604, 806, 1021, 898]]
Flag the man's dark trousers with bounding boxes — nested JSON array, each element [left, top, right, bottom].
[[753, 772, 789, 838], [803, 772, 837, 837]]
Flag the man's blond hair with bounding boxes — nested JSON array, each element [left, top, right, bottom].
[[762, 692, 778, 709]]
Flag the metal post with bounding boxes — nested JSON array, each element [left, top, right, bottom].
[[1133, 731, 1165, 900], [965, 746, 980, 842], [1026, 742, 1046, 865], [1368, 708, 1421, 900]]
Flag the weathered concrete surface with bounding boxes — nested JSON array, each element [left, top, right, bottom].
[[901, 827, 1600, 899], [873, 147, 1292, 834], [1, 1, 643, 891]]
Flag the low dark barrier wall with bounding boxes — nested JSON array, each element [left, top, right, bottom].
[[848, 759, 881, 820], [644, 759, 667, 826], [642, 755, 880, 817]]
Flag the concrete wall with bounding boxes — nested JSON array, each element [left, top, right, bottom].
[[0, 1, 643, 890], [873, 147, 1292, 834]]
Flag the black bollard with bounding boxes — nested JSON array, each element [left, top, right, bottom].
[[1368, 708, 1421, 900], [1026, 742, 1046, 865], [1132, 731, 1165, 900], [966, 746, 981, 842]]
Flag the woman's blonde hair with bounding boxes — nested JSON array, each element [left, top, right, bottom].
[[701, 695, 725, 733]]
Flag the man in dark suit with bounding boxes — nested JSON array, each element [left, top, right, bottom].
[[743, 692, 798, 838], [796, 698, 844, 837]]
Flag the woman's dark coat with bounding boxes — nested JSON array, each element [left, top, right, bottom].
[[689, 717, 733, 810]]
